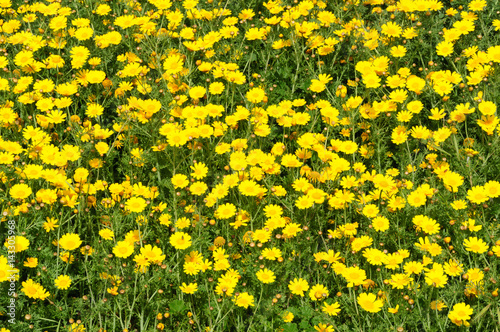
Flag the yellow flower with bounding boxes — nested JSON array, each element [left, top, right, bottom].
[[180, 282, 198, 294], [4, 236, 30, 253], [113, 241, 134, 258], [9, 183, 32, 200], [125, 197, 147, 213], [357, 293, 383, 313], [54, 275, 72, 290], [430, 300, 447, 311], [322, 302, 341, 316], [58, 233, 82, 251], [189, 86, 206, 99], [448, 302, 473, 326], [342, 266, 367, 287], [309, 79, 326, 93], [424, 263, 448, 287], [255, 268, 275, 284], [140, 244, 166, 264], [190, 162, 208, 180], [463, 237, 488, 254], [314, 323, 334, 332], [99, 229, 114, 240], [234, 292, 255, 308], [23, 257, 38, 268], [86, 70, 106, 84], [381, 21, 402, 37], [209, 82, 225, 95], [189, 181, 208, 196], [390, 45, 407, 57], [170, 232, 192, 250], [215, 203, 237, 219], [246, 87, 266, 103], [309, 284, 329, 301], [283, 311, 294, 322], [21, 279, 50, 300], [382, 303, 398, 314], [363, 73, 381, 88], [436, 41, 454, 57], [171, 174, 189, 189], [288, 278, 309, 296]]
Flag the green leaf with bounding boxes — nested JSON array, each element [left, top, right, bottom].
[[299, 306, 314, 319], [169, 299, 187, 314], [299, 319, 311, 330], [282, 323, 299, 332]]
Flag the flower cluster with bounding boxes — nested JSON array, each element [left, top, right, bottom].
[[1, 0, 500, 331]]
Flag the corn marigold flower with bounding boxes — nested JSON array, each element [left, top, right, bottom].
[[21, 279, 50, 300], [256, 268, 275, 284], [282, 311, 294, 322], [246, 87, 266, 103], [238, 180, 262, 196], [406, 75, 426, 94], [436, 41, 454, 57], [322, 301, 341, 316], [357, 293, 383, 313], [113, 241, 134, 258], [9, 183, 32, 200], [351, 235, 373, 252], [443, 259, 463, 276], [381, 21, 402, 37], [388, 305, 399, 314], [431, 300, 447, 311], [448, 302, 473, 326], [189, 181, 208, 196], [139, 244, 165, 264], [175, 217, 191, 229], [59, 233, 82, 251], [309, 283, 329, 301], [14, 50, 34, 67], [463, 236, 488, 254], [190, 162, 208, 180], [363, 248, 387, 266], [23, 257, 38, 268], [371, 216, 390, 232], [171, 174, 189, 189], [404, 261, 424, 275], [86, 70, 106, 84], [390, 45, 407, 57], [467, 185, 488, 204], [261, 247, 282, 260], [74, 27, 94, 41], [314, 323, 334, 332], [282, 222, 303, 238], [209, 82, 225, 95], [309, 79, 326, 93], [189, 86, 206, 99], [342, 266, 367, 287], [180, 282, 198, 294], [288, 278, 309, 297], [362, 204, 379, 218], [163, 54, 184, 75], [99, 229, 114, 240], [125, 197, 147, 213], [54, 275, 72, 290], [425, 263, 448, 287], [170, 232, 192, 250], [295, 195, 314, 209], [234, 292, 255, 308], [215, 203, 237, 219], [4, 235, 30, 253], [362, 73, 381, 89]]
